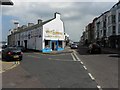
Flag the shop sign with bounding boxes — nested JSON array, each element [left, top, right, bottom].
[[45, 29, 64, 40]]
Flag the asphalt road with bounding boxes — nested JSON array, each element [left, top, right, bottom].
[[2, 51, 98, 88], [76, 46, 119, 89]]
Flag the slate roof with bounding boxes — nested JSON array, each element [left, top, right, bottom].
[[12, 17, 55, 34]]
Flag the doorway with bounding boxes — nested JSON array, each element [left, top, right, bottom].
[[18, 41, 20, 46], [52, 42, 55, 50], [24, 40, 27, 49]]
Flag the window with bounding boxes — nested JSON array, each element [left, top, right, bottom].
[[112, 26, 116, 34], [58, 41, 62, 48], [118, 24, 120, 33], [112, 15, 116, 24], [118, 13, 120, 22], [45, 40, 50, 48]]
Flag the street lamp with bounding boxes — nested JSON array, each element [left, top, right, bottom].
[[1, 0, 14, 5]]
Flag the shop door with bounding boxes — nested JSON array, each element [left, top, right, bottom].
[[52, 42, 55, 50]]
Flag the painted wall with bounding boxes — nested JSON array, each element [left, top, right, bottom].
[[116, 8, 120, 35], [43, 16, 65, 41], [14, 26, 43, 50]]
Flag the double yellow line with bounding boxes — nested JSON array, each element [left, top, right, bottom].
[[0, 61, 20, 73]]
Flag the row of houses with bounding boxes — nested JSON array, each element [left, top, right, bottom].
[[8, 13, 69, 52], [80, 1, 120, 49]]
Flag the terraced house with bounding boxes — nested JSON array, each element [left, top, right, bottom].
[[81, 1, 120, 49], [8, 13, 65, 52]]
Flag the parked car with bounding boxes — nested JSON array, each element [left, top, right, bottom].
[[2, 47, 23, 61], [88, 43, 101, 54], [2, 45, 7, 50], [70, 43, 78, 49], [16, 46, 26, 52]]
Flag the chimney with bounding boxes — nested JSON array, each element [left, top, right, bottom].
[[38, 19, 42, 24], [14, 21, 19, 29], [54, 12, 61, 19], [28, 23, 34, 27]]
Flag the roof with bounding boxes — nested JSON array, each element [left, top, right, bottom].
[[1, 0, 13, 5], [12, 18, 55, 34]]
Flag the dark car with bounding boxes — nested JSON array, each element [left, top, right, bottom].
[[88, 43, 101, 54], [16, 46, 26, 52], [2, 47, 23, 61], [70, 43, 78, 49], [2, 45, 7, 50]]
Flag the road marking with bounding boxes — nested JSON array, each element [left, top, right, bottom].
[[97, 85, 102, 89], [80, 61, 84, 64], [83, 65, 87, 70], [0, 61, 20, 73], [88, 73, 95, 80], [71, 53, 76, 61]]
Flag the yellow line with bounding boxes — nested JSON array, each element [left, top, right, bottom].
[[1, 61, 20, 73]]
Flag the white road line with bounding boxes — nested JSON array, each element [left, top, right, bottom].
[[73, 51, 81, 61], [71, 53, 76, 61], [73, 50, 102, 89], [83, 65, 87, 70], [88, 73, 95, 80], [97, 85, 102, 89], [80, 61, 84, 64]]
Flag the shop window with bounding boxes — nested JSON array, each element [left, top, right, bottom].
[[58, 41, 62, 48], [45, 40, 50, 48]]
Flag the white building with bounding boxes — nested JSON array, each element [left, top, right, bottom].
[[116, 4, 120, 36], [8, 13, 65, 52]]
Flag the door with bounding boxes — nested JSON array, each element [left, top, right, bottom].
[[18, 41, 20, 46], [52, 42, 55, 50], [24, 40, 27, 49]]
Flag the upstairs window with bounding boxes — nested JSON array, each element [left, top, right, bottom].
[[118, 13, 120, 22], [112, 15, 116, 24]]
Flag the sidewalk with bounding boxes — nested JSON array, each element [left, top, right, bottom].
[[43, 46, 73, 54], [0, 54, 18, 73], [101, 47, 119, 54], [79, 45, 119, 54]]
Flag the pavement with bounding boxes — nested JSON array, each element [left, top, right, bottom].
[[0, 54, 20, 73], [101, 47, 120, 54], [79, 45, 119, 54], [42, 46, 73, 54]]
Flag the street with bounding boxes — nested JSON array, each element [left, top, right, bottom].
[[1, 47, 119, 89], [2, 50, 98, 88], [77, 46, 119, 89]]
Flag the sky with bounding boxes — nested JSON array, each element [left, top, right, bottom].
[[1, 0, 118, 42]]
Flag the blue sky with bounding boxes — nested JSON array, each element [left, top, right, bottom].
[[2, 15, 16, 41], [1, 1, 117, 42]]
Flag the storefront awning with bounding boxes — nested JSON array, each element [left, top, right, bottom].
[[1, 0, 13, 5]]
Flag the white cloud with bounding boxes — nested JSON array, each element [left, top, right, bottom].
[[2, 1, 117, 41], [12, 0, 117, 2]]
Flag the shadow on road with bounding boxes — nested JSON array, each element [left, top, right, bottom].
[[109, 54, 120, 58]]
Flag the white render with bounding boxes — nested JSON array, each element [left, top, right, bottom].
[[116, 8, 120, 35], [8, 13, 65, 52]]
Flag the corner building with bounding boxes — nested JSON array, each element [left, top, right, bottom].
[[8, 13, 65, 52]]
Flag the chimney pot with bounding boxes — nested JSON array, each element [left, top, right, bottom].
[[38, 19, 42, 24]]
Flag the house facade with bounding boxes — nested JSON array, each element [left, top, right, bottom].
[[8, 13, 65, 52], [80, 1, 120, 49]]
